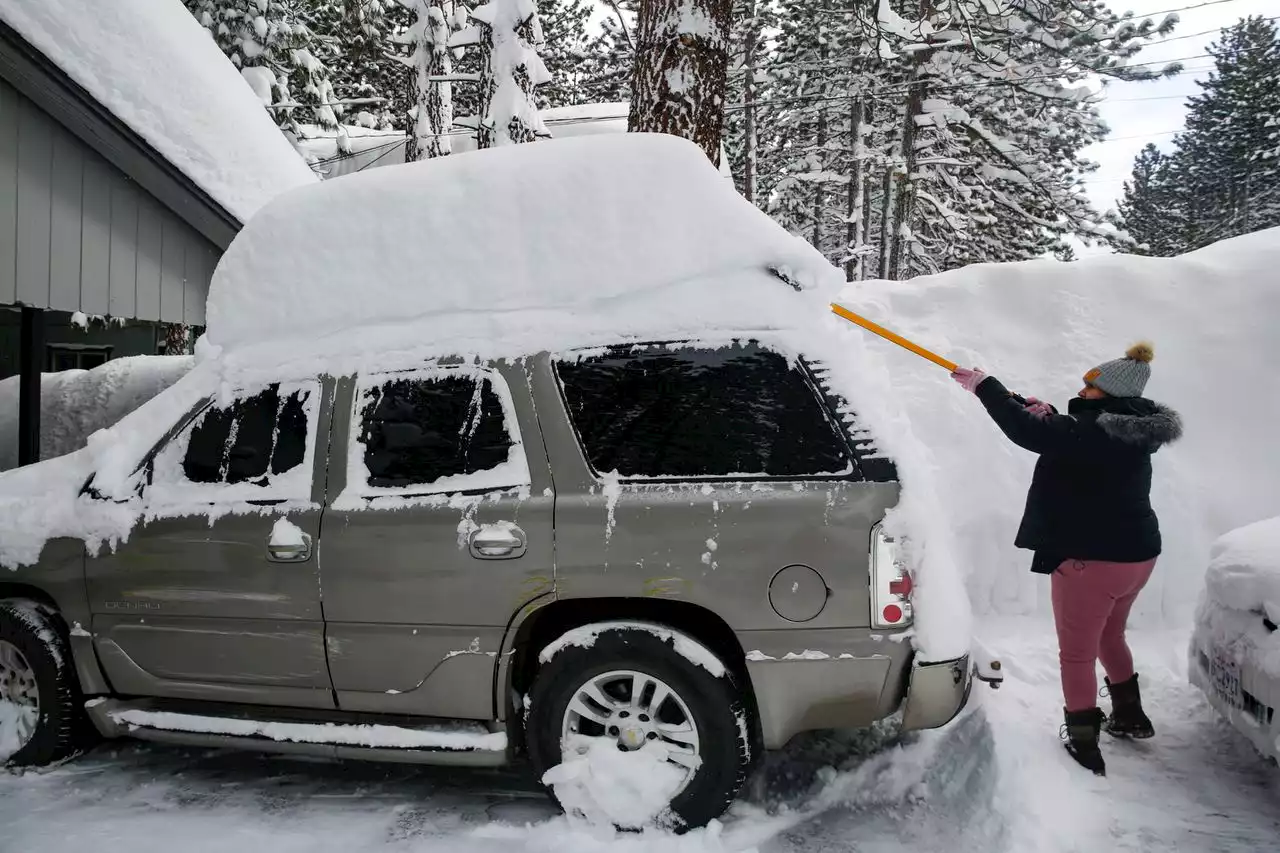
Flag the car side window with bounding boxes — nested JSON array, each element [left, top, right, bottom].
[[148, 382, 320, 503], [342, 368, 530, 501], [555, 342, 856, 480], [182, 385, 309, 485]]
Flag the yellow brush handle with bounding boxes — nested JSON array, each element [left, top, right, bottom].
[[830, 303, 959, 372]]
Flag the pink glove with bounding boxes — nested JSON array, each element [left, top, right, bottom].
[[1023, 397, 1054, 419], [951, 367, 987, 394]]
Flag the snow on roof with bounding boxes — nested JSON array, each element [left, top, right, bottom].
[[0, 0, 317, 224], [204, 133, 838, 354]]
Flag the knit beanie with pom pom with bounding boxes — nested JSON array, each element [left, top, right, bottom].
[[1083, 342, 1154, 398]]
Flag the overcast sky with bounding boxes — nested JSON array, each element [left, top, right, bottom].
[[1083, 0, 1276, 216]]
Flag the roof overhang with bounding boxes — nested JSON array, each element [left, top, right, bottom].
[[0, 19, 240, 250]]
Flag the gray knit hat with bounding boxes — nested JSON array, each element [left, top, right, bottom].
[[1084, 342, 1154, 398]]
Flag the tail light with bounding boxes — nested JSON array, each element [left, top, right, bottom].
[[870, 522, 914, 629]]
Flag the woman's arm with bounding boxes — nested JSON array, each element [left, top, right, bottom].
[[972, 376, 1083, 455]]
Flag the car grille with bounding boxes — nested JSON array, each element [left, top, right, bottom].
[[1243, 689, 1275, 727]]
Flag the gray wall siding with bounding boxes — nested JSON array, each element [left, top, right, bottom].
[[0, 77, 215, 324]]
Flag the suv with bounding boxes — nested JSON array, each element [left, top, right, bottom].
[[0, 339, 971, 827]]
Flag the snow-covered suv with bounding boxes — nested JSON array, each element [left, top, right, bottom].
[[0, 135, 974, 829]]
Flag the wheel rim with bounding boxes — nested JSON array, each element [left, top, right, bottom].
[[561, 669, 702, 797], [0, 639, 40, 753]]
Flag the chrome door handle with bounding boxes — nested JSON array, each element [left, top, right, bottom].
[[469, 525, 527, 560], [268, 533, 313, 562]]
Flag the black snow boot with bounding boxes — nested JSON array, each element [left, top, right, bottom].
[[1103, 673, 1155, 739], [1061, 707, 1106, 776]]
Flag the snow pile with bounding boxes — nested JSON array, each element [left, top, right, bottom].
[[0, 0, 316, 223], [0, 356, 193, 471], [1204, 517, 1280, 625], [831, 227, 1280, 629], [542, 734, 691, 829], [203, 134, 838, 353]]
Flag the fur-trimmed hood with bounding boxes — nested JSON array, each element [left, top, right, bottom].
[[1070, 397, 1183, 450]]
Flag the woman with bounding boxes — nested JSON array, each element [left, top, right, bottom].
[[952, 343, 1182, 777]]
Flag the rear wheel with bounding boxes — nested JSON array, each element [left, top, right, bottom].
[[526, 623, 751, 831], [0, 601, 80, 767]]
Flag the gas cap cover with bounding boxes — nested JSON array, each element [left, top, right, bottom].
[[768, 564, 829, 622]]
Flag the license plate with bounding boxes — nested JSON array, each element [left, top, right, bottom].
[[1209, 646, 1243, 709]]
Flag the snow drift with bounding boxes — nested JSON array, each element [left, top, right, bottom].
[[0, 357, 193, 472], [0, 0, 316, 222], [832, 227, 1280, 629]]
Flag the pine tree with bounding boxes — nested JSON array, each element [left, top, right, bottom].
[[465, 0, 552, 147], [581, 0, 638, 103], [537, 0, 594, 107], [185, 1, 343, 139], [629, 0, 734, 164], [1116, 144, 1182, 256], [396, 0, 468, 159], [320, 0, 411, 130], [1114, 16, 1280, 254]]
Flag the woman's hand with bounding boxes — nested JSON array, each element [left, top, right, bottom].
[[951, 367, 987, 394], [1023, 397, 1055, 419]]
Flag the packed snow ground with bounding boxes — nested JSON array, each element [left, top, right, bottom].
[[3, 618, 1276, 853]]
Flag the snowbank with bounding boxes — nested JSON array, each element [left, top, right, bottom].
[[832, 227, 1280, 629], [0, 0, 316, 223], [203, 134, 830, 352], [0, 357, 193, 472], [1204, 517, 1280, 626]]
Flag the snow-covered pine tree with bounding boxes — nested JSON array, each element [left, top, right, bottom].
[[581, 0, 639, 103], [1169, 16, 1280, 248], [185, 0, 342, 140], [723, 0, 777, 204], [1116, 144, 1183, 256], [537, 0, 595, 107], [629, 0, 734, 164], [462, 0, 552, 147], [316, 0, 411, 130]]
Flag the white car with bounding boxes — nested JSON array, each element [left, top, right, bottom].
[[1189, 517, 1280, 762]]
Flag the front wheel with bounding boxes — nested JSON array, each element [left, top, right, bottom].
[[526, 623, 751, 831], [0, 601, 80, 767]]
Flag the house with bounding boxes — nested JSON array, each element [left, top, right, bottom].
[[0, 0, 314, 465]]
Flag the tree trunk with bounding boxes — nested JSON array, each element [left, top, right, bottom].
[[811, 108, 828, 250], [165, 323, 191, 356], [877, 166, 894, 280], [844, 95, 866, 281], [888, 0, 932, 280], [629, 0, 734, 165], [475, 0, 550, 148], [405, 0, 455, 161], [741, 0, 761, 204]]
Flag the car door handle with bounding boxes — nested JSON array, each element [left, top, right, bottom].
[[267, 533, 313, 563], [469, 525, 527, 560]]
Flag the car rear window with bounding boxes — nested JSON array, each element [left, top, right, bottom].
[[555, 343, 857, 479], [356, 373, 512, 489]]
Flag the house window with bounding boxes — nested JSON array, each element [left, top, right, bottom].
[[47, 345, 111, 372]]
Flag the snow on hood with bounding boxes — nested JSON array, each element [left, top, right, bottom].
[[0, 0, 316, 224], [832, 226, 1280, 632], [1204, 517, 1280, 625], [202, 133, 839, 355]]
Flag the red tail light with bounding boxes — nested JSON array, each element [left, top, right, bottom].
[[870, 522, 914, 629]]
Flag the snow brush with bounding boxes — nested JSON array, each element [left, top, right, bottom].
[[829, 303, 958, 372]]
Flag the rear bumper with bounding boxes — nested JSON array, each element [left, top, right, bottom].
[[741, 629, 977, 748]]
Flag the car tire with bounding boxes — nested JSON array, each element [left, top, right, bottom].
[[526, 623, 751, 831], [0, 601, 81, 767]]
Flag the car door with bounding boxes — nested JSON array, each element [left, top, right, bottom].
[[85, 378, 336, 710], [319, 361, 554, 720]]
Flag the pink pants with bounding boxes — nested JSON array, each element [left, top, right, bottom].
[[1051, 558, 1157, 712]]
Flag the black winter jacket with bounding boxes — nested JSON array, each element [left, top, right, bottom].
[[975, 377, 1183, 572]]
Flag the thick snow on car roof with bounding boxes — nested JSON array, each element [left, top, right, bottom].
[[0, 0, 316, 223], [202, 133, 840, 355]]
